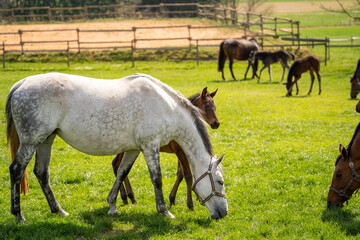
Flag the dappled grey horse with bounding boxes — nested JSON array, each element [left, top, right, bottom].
[[6, 73, 228, 222]]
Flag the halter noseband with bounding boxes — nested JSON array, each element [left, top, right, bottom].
[[192, 160, 226, 206], [329, 153, 360, 203]]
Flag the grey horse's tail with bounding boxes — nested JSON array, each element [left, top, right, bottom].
[[218, 41, 226, 72], [6, 79, 29, 195]]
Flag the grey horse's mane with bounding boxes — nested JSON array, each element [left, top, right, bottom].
[[134, 74, 214, 157]]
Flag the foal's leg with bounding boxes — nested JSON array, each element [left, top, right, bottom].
[[34, 134, 68, 217], [10, 144, 37, 222], [169, 148, 194, 210], [315, 70, 322, 95], [112, 153, 137, 204], [257, 65, 267, 83], [143, 144, 174, 218], [308, 69, 315, 95], [107, 151, 140, 215], [280, 61, 288, 82], [268, 65, 272, 83], [169, 161, 183, 207]]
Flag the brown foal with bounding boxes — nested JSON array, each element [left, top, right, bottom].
[[112, 87, 219, 210]]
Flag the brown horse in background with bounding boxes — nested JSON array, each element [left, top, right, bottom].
[[328, 122, 360, 208], [112, 87, 219, 210], [285, 55, 321, 96], [350, 58, 360, 99], [250, 50, 296, 83], [218, 38, 259, 81]]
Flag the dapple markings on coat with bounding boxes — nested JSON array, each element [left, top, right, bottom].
[[6, 73, 228, 222], [112, 87, 219, 210]]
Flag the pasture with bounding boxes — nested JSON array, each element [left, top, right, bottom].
[[0, 46, 360, 239], [1, 4, 360, 238]]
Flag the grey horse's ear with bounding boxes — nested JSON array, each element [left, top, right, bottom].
[[214, 154, 225, 167]]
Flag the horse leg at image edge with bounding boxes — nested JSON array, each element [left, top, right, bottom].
[[10, 144, 37, 222], [34, 134, 68, 217], [107, 151, 140, 215], [143, 144, 174, 218]]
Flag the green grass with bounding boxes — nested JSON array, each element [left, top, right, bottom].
[[0, 45, 360, 239]]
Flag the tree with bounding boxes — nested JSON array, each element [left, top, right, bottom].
[[321, 0, 360, 21]]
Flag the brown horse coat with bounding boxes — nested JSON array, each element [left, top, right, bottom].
[[218, 38, 259, 81]]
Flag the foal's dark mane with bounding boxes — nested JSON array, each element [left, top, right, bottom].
[[188, 93, 200, 103], [177, 92, 213, 157], [336, 122, 360, 165]]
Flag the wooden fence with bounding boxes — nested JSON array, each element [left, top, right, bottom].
[[0, 3, 299, 40], [282, 36, 360, 65]]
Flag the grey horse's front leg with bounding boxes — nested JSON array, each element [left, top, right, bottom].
[[107, 151, 140, 215], [142, 144, 174, 218]]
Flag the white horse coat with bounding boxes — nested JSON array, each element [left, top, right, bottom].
[[7, 73, 228, 221]]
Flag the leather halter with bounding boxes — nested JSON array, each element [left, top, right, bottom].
[[329, 153, 360, 202], [192, 160, 226, 205]]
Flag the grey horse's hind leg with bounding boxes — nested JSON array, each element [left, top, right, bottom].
[[107, 151, 140, 215], [10, 144, 37, 222], [34, 134, 68, 218], [143, 144, 174, 218]]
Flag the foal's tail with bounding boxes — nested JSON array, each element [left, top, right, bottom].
[[287, 51, 296, 60], [218, 41, 226, 72], [6, 80, 29, 195]]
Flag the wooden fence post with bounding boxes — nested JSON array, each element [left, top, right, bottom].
[[188, 25, 192, 50], [2, 42, 5, 68], [18, 30, 24, 54], [48, 7, 52, 21], [67, 41, 70, 67], [131, 42, 135, 68], [76, 28, 80, 53], [196, 39, 199, 66]]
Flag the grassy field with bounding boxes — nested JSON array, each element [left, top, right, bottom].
[[0, 44, 360, 239], [1, 4, 360, 239]]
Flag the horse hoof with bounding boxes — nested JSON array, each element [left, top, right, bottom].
[[108, 209, 119, 216], [57, 209, 69, 217], [162, 210, 175, 219], [16, 214, 26, 222]]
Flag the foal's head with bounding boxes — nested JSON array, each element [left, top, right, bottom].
[[191, 87, 220, 129]]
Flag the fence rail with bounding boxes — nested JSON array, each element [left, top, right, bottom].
[[0, 3, 299, 40]]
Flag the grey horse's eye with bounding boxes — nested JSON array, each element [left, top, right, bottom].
[[218, 180, 224, 185]]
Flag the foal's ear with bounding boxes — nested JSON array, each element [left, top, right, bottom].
[[210, 89, 218, 98], [339, 144, 348, 160], [201, 87, 208, 99]]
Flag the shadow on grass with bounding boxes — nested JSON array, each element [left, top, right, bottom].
[[0, 207, 213, 239], [81, 207, 213, 238], [209, 77, 254, 83], [322, 207, 360, 236]]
